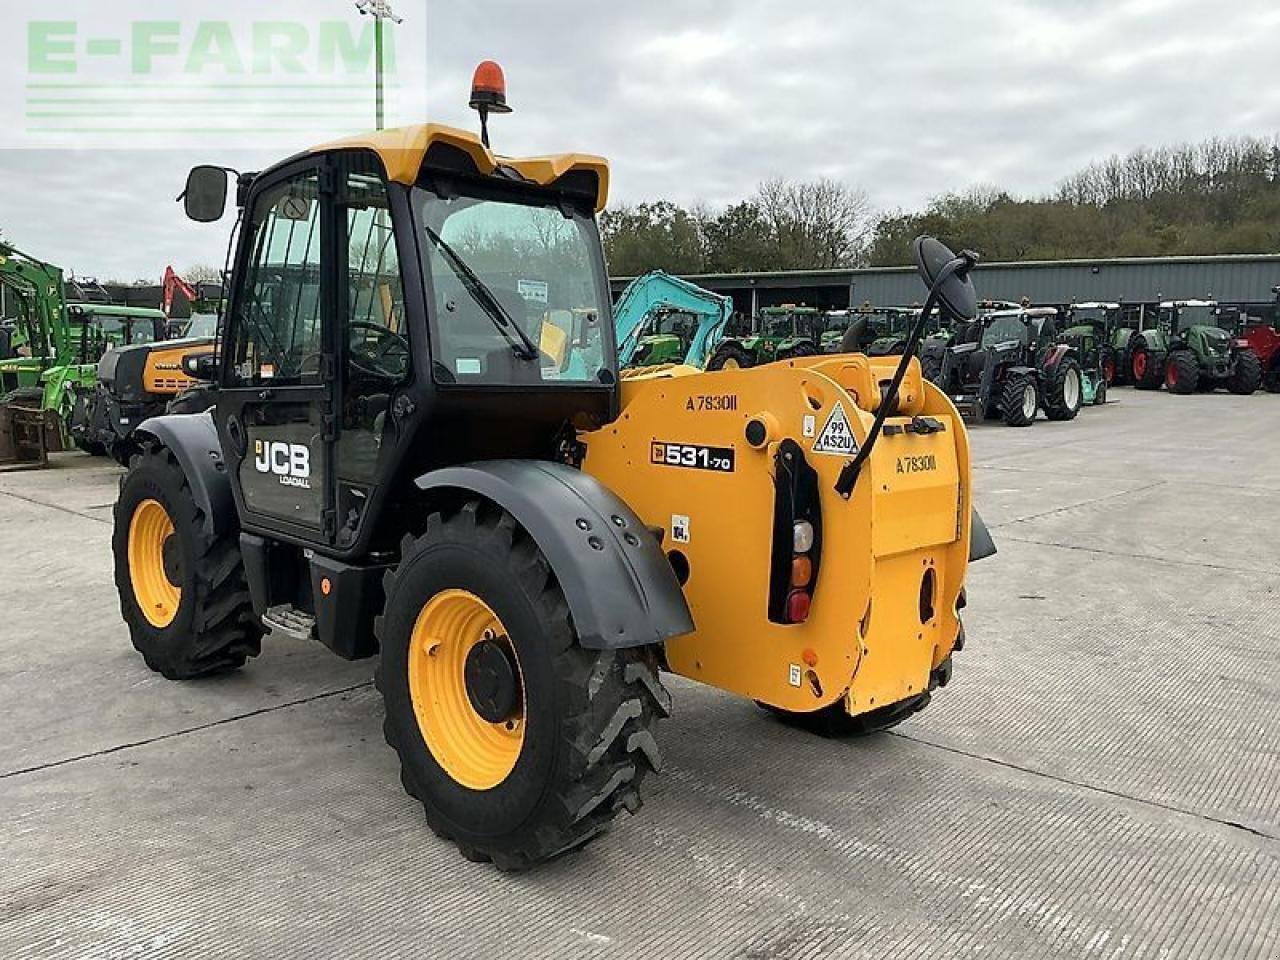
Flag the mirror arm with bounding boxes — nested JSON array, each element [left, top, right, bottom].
[[834, 251, 975, 500]]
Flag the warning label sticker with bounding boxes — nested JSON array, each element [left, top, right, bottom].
[[812, 402, 858, 457]]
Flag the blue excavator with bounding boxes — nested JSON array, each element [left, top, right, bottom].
[[614, 270, 734, 370]]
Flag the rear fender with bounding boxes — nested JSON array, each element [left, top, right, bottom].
[[1040, 344, 1072, 371], [135, 411, 234, 538], [414, 461, 694, 651]]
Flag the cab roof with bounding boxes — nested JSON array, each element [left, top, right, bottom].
[[307, 123, 610, 212]]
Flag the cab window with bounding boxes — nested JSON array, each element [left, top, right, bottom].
[[228, 172, 324, 387], [415, 186, 611, 385]]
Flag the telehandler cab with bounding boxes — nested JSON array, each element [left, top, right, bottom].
[[111, 64, 995, 870]]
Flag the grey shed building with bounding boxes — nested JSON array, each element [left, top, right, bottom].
[[611, 254, 1280, 313]]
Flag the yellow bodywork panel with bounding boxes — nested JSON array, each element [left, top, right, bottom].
[[581, 356, 974, 717], [142, 342, 214, 395], [311, 124, 610, 211]]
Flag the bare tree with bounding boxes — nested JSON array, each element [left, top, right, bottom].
[[183, 263, 224, 284]]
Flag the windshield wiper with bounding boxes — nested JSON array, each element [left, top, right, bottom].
[[423, 224, 540, 361]]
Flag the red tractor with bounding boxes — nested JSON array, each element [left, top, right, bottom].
[[1234, 298, 1280, 393]]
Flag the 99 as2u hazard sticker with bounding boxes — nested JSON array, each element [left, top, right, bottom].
[[812, 402, 858, 457]]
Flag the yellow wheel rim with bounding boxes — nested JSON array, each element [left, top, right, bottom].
[[408, 589, 525, 791], [128, 499, 181, 629], [722, 358, 741, 370]]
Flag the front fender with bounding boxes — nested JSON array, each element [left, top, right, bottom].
[[415, 461, 694, 651], [135, 410, 234, 538]]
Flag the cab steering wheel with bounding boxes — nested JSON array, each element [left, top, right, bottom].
[[348, 321, 410, 379]]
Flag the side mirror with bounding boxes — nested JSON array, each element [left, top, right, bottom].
[[913, 237, 979, 321], [181, 166, 229, 223], [183, 352, 218, 380]]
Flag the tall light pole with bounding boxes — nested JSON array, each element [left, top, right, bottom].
[[355, 0, 403, 130]]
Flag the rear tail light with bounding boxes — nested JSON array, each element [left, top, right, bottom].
[[793, 520, 815, 553], [786, 591, 812, 624]]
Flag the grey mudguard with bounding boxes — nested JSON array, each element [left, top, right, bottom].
[[136, 411, 235, 537], [415, 461, 695, 650], [970, 507, 997, 562]]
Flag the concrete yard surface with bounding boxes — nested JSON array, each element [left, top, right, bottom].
[[1, 388, 1278, 959]]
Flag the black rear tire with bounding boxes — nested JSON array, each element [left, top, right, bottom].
[[1264, 362, 1280, 394], [759, 691, 931, 737], [375, 501, 670, 870], [1042, 358, 1083, 421], [1001, 373, 1038, 427], [706, 342, 755, 372], [1164, 350, 1199, 394], [112, 444, 261, 680], [1131, 343, 1164, 390], [1228, 351, 1263, 395]]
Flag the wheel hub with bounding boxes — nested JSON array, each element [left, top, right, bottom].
[[464, 635, 521, 724], [161, 533, 183, 587]]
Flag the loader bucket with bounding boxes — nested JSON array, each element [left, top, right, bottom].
[[0, 402, 62, 469]]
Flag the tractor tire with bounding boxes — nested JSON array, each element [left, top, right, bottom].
[[1164, 351, 1199, 395], [1131, 344, 1163, 390], [1042, 358, 1083, 421], [1001, 373, 1038, 427], [706, 343, 754, 372], [1227, 351, 1263, 395], [110, 440, 141, 468], [778, 342, 818, 362], [168, 385, 217, 416], [920, 349, 944, 386], [1093, 378, 1108, 406], [75, 439, 108, 457], [375, 501, 670, 871], [112, 444, 262, 680], [1100, 346, 1118, 386], [1264, 362, 1280, 394], [759, 691, 931, 737]]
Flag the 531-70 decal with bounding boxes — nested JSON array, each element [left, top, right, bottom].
[[650, 441, 736, 473]]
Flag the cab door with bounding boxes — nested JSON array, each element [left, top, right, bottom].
[[216, 161, 338, 543]]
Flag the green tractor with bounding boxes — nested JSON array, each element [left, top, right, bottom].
[[706, 305, 820, 370], [1157, 300, 1262, 395], [1057, 305, 1110, 406], [1103, 303, 1166, 390], [0, 243, 169, 459]]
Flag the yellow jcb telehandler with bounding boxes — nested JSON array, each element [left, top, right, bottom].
[[111, 62, 995, 869]]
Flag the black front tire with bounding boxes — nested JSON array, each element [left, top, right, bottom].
[[112, 445, 261, 680], [706, 342, 755, 372], [1228, 351, 1263, 395], [1164, 351, 1199, 394], [1042, 358, 1083, 421], [1001, 373, 1038, 427], [375, 502, 670, 870]]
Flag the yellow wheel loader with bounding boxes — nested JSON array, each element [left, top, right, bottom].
[[110, 63, 995, 870]]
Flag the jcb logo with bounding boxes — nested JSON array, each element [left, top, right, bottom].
[[254, 440, 311, 489]]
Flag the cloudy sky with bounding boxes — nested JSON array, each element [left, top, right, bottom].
[[1, 0, 1279, 280]]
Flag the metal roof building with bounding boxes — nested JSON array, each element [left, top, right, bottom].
[[611, 254, 1280, 313]]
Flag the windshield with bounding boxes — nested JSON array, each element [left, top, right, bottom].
[[184, 314, 220, 339], [415, 188, 611, 385], [763, 312, 798, 337], [981, 315, 1025, 348], [652, 310, 695, 338], [1072, 308, 1109, 326], [1171, 305, 1216, 333]]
